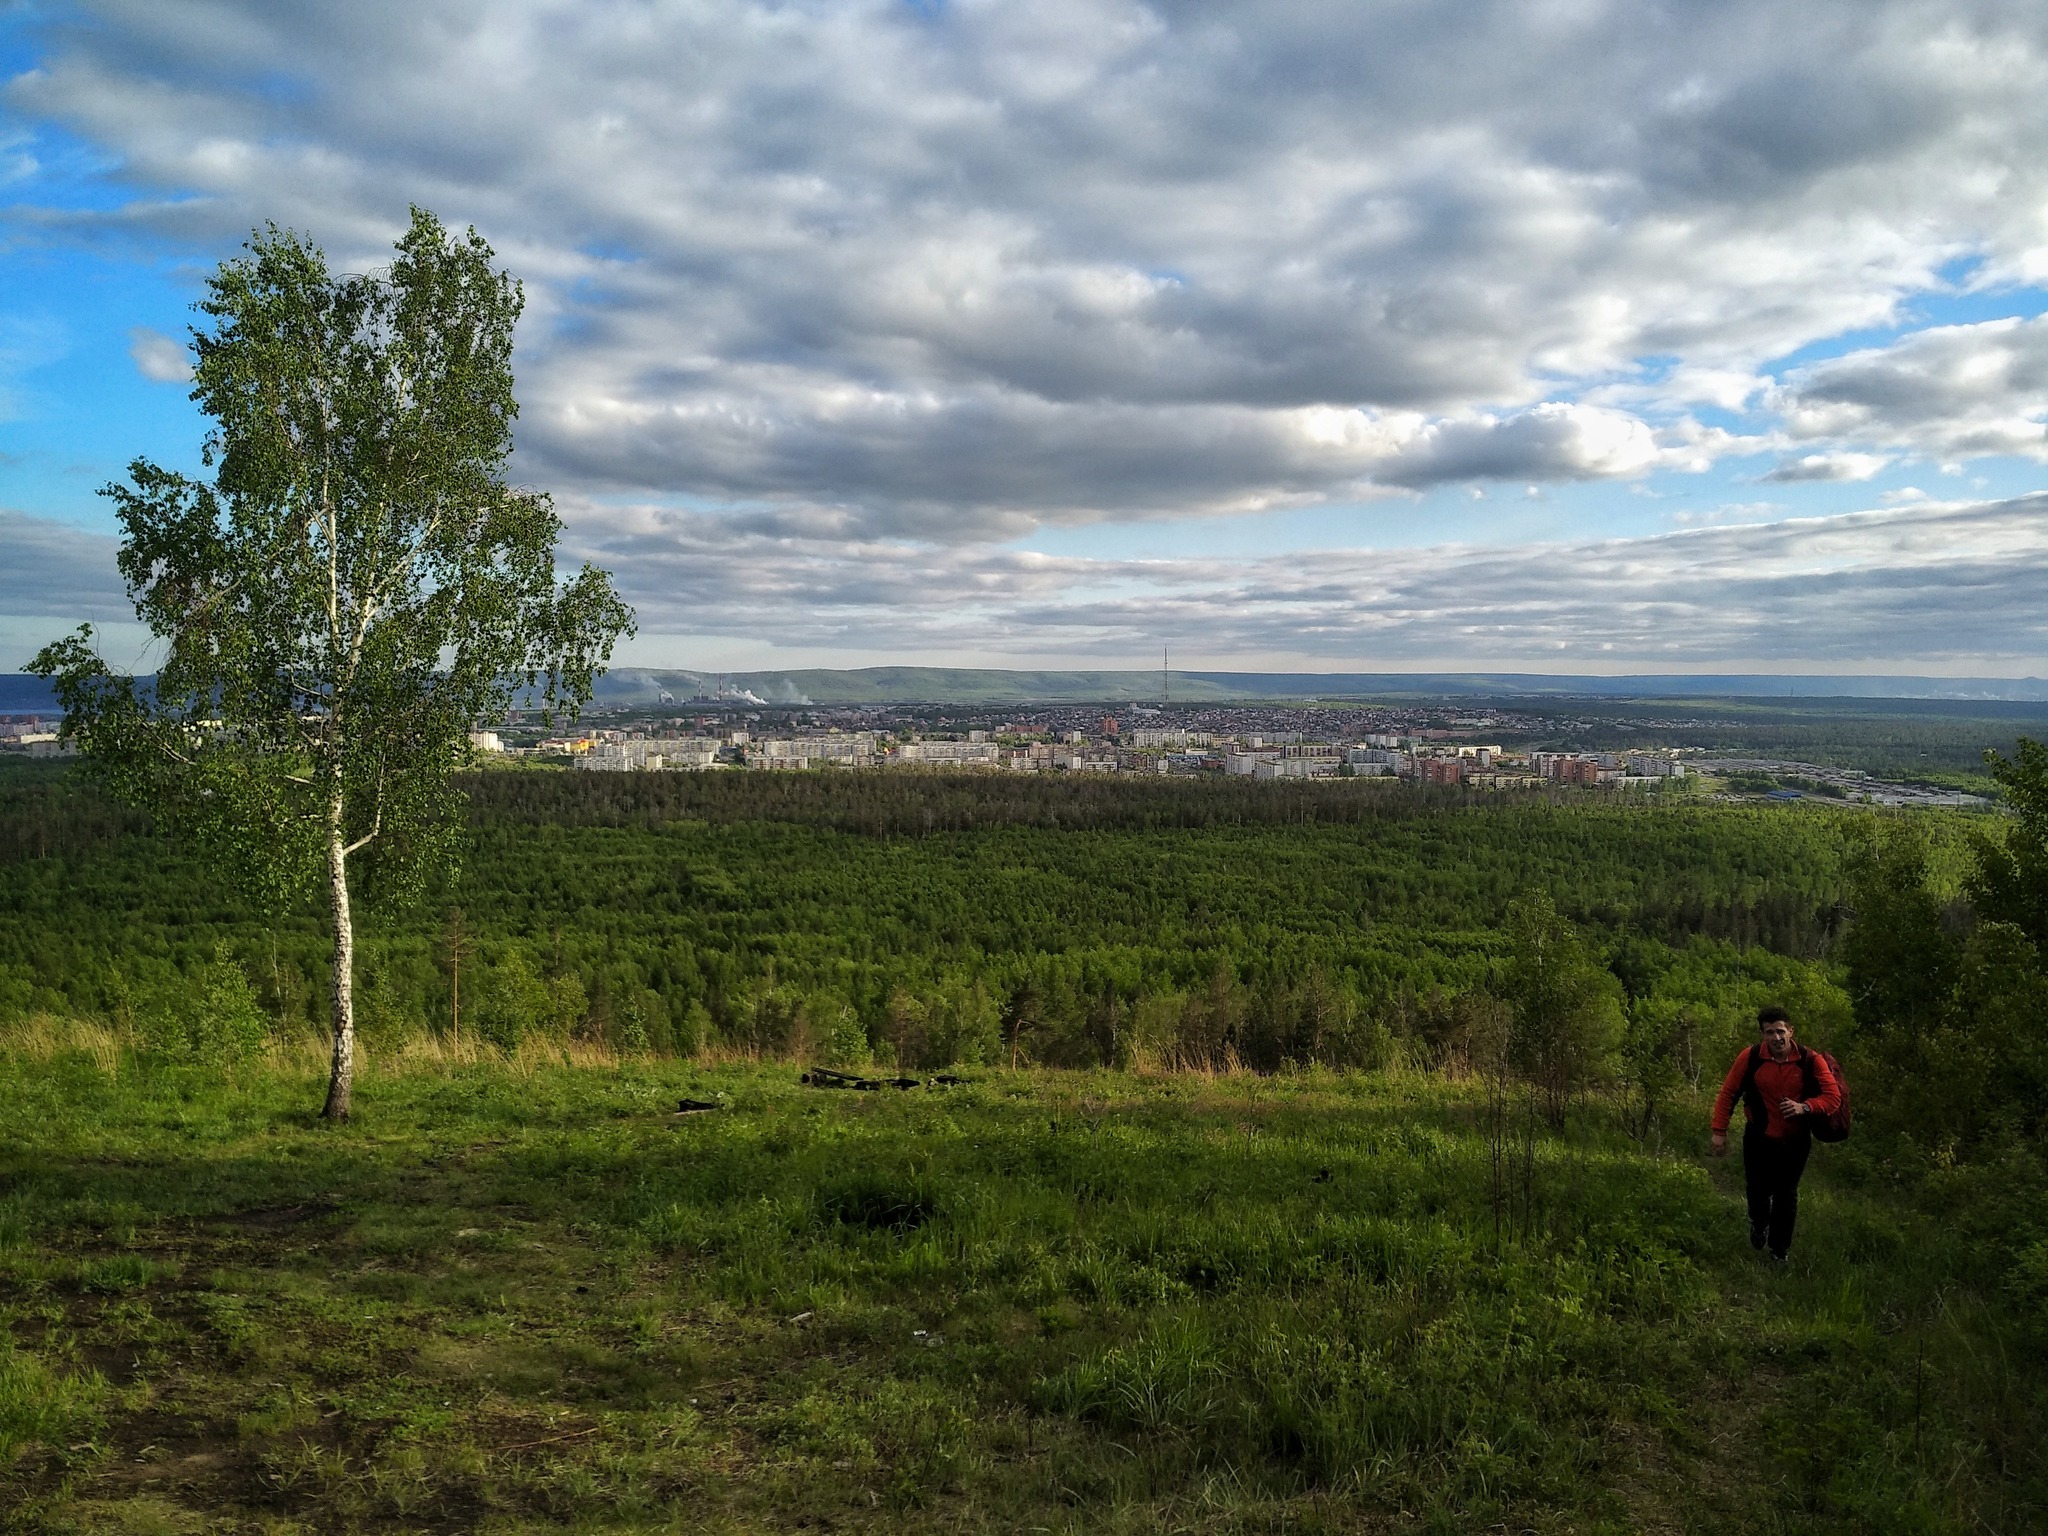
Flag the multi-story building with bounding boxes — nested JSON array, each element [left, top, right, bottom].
[[896, 740, 1002, 765], [1531, 752, 1606, 782], [577, 741, 649, 770], [577, 736, 723, 770], [753, 735, 877, 767], [1419, 756, 1466, 786], [665, 740, 725, 769], [1625, 753, 1687, 777], [1346, 746, 1405, 769], [1252, 755, 1336, 780]]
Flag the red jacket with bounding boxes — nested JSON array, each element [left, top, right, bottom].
[[1712, 1046, 1841, 1139]]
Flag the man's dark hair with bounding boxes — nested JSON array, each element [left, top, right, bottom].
[[1758, 1005, 1791, 1027]]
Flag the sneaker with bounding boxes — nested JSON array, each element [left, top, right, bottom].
[[1749, 1221, 1767, 1251], [1767, 1250, 1790, 1266]]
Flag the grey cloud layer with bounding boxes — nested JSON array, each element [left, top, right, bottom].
[[13, 493, 2046, 666], [14, 0, 2048, 532], [1777, 315, 2048, 462], [566, 494, 2048, 667], [0, 510, 129, 621]]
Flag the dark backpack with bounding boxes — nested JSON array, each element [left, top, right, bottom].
[[1739, 1044, 1852, 1144]]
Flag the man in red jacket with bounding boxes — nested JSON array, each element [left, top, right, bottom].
[[1710, 1006, 1841, 1263]]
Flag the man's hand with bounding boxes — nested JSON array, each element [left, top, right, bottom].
[[1777, 1097, 1805, 1119], [1710, 1130, 1728, 1157]]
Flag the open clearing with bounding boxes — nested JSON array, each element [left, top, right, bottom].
[[4, 1054, 2034, 1534]]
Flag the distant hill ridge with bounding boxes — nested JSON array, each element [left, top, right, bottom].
[[8, 669, 2048, 714]]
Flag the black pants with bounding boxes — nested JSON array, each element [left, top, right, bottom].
[[1743, 1124, 1812, 1257]]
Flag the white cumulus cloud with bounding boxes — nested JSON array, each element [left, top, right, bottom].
[[126, 326, 189, 383], [1763, 451, 1891, 483]]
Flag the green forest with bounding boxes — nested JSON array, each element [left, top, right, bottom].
[[2, 763, 1874, 1078]]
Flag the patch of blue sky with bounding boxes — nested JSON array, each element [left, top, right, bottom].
[[1761, 282, 2048, 377], [550, 263, 642, 337], [545, 308, 598, 344], [1884, 282, 2048, 331], [240, 69, 313, 107], [1898, 455, 2048, 503], [0, 104, 169, 225], [0, 117, 136, 212], [0, 6, 48, 79], [0, 238, 210, 528], [5, 24, 128, 212]]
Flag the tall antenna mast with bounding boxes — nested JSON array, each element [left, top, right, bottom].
[[1163, 645, 1170, 707]]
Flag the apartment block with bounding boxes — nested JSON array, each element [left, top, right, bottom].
[[896, 740, 1002, 765], [754, 735, 877, 765]]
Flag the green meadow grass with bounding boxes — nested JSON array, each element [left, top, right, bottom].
[[1, 1051, 2039, 1534]]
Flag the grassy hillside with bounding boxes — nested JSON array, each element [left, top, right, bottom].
[[2, 1051, 2041, 1533]]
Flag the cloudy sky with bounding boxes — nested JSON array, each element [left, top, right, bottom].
[[6, 0, 2048, 675]]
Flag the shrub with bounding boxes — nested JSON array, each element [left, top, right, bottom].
[[675, 1000, 712, 1058], [477, 948, 550, 1052], [1503, 894, 1623, 1126], [137, 943, 269, 1063], [820, 1001, 871, 1066]]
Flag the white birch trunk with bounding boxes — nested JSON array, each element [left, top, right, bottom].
[[322, 813, 356, 1121]]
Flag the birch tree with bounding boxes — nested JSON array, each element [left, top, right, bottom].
[[31, 209, 633, 1119]]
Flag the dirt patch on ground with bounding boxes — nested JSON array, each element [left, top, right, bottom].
[[203, 1200, 343, 1231]]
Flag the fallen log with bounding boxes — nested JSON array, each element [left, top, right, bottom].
[[801, 1067, 876, 1089]]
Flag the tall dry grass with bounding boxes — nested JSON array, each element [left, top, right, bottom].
[[0, 1013, 127, 1075], [0, 1009, 636, 1081], [0, 1008, 1408, 1085]]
